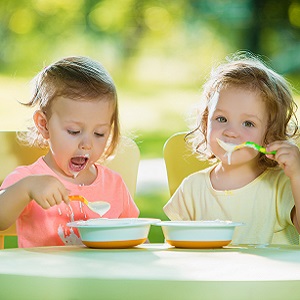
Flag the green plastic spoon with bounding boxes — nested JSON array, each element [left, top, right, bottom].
[[217, 139, 276, 155]]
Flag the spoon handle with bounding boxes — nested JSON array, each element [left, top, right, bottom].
[[69, 195, 88, 205], [241, 142, 277, 155]]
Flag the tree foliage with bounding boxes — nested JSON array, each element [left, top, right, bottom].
[[1, 0, 300, 78]]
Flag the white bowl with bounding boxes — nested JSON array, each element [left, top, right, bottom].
[[156, 220, 244, 249], [67, 218, 160, 249]]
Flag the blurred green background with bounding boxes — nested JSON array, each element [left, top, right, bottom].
[[1, 0, 300, 245]]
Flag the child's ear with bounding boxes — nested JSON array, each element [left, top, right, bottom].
[[33, 110, 49, 139]]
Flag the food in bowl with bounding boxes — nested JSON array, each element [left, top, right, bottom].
[[67, 218, 160, 249], [156, 220, 244, 249]]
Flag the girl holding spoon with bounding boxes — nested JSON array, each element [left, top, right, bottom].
[[0, 56, 139, 247], [164, 51, 300, 245]]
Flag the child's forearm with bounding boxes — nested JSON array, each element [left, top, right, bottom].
[[290, 178, 300, 234], [0, 178, 31, 230]]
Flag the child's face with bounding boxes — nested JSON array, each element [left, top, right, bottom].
[[43, 96, 113, 179], [207, 86, 268, 165]]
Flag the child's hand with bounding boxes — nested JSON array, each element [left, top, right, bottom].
[[266, 141, 300, 179], [26, 175, 70, 209]]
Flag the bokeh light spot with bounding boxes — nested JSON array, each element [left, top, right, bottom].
[[9, 9, 35, 34], [289, 2, 300, 28], [144, 6, 171, 32]]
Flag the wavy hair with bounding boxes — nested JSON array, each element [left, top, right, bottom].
[[186, 51, 299, 168], [18, 56, 120, 160]]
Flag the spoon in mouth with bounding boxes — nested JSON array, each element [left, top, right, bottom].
[[217, 138, 276, 155], [69, 195, 111, 217], [216, 138, 276, 165], [216, 138, 237, 153]]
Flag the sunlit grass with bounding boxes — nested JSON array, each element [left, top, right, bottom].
[[135, 190, 170, 242]]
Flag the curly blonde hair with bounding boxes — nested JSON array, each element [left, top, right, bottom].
[[186, 51, 299, 168], [18, 56, 120, 160]]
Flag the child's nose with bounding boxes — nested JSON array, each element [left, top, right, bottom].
[[79, 136, 92, 150], [223, 126, 238, 138]]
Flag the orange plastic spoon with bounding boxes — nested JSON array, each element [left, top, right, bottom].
[[69, 195, 110, 217]]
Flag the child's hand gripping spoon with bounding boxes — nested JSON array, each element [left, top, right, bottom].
[[69, 195, 110, 217]]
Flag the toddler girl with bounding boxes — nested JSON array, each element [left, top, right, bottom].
[[164, 52, 300, 245], [0, 56, 139, 247]]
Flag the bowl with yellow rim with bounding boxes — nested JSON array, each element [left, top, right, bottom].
[[67, 218, 160, 249], [156, 220, 244, 249]]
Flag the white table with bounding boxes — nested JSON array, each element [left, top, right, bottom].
[[1, 243, 300, 300]]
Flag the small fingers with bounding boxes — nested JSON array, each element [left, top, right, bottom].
[[60, 188, 71, 205], [35, 191, 68, 209], [30, 175, 70, 209]]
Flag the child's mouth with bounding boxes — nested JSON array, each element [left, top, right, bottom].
[[69, 155, 89, 173]]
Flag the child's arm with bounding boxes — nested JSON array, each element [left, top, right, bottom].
[[267, 141, 300, 233], [0, 175, 70, 230]]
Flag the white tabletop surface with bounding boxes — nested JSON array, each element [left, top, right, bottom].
[[1, 243, 300, 300]]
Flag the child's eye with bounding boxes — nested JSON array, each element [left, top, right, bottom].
[[94, 132, 105, 137], [216, 116, 227, 123], [243, 121, 255, 127], [67, 130, 80, 135]]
